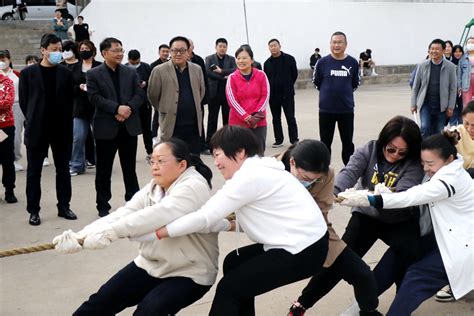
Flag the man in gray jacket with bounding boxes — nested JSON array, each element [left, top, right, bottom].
[[411, 39, 457, 137]]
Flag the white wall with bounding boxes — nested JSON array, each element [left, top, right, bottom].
[[82, 0, 473, 68]]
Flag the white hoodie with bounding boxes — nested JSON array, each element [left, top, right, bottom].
[[167, 156, 328, 254]]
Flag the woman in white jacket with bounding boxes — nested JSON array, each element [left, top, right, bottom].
[[155, 125, 329, 316], [339, 130, 474, 315], [53, 138, 231, 316]]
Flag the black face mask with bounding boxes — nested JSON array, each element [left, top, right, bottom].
[[79, 50, 93, 60]]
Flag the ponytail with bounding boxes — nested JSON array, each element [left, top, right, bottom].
[[189, 154, 213, 189]]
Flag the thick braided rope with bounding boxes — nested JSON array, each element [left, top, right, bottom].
[[0, 243, 55, 258]]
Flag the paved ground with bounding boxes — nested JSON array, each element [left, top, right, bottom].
[[1, 84, 473, 315]]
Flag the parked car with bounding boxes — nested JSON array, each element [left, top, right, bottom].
[[1, 0, 79, 21]]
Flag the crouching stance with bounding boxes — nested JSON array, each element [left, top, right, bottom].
[[155, 126, 329, 316], [53, 138, 231, 315]]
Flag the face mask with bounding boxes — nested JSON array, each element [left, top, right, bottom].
[[466, 43, 474, 52], [0, 61, 7, 70], [299, 179, 313, 189], [79, 50, 93, 60], [62, 51, 74, 60], [128, 63, 140, 69], [48, 51, 62, 65]]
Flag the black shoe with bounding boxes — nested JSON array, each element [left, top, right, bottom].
[[5, 191, 18, 203], [290, 139, 299, 145], [58, 208, 78, 220], [29, 213, 41, 226], [98, 210, 109, 217], [272, 142, 284, 148]]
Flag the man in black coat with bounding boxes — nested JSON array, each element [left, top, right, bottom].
[[126, 49, 153, 159], [264, 38, 299, 148], [204, 38, 236, 146], [19, 34, 77, 226], [87, 37, 143, 217]]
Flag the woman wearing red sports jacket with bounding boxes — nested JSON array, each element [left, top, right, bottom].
[[226, 45, 270, 154]]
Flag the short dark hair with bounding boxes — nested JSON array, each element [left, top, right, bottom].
[[78, 40, 97, 57], [268, 38, 280, 45], [55, 9, 62, 14], [421, 130, 459, 161], [62, 40, 79, 58], [215, 38, 228, 46], [159, 138, 213, 189], [128, 49, 141, 60], [282, 140, 331, 174], [25, 55, 39, 64], [99, 37, 123, 53], [235, 45, 254, 59], [445, 40, 453, 48], [40, 33, 61, 49], [78, 16, 84, 20], [452, 44, 464, 56], [331, 31, 347, 42], [429, 38, 446, 50], [315, 48, 320, 52], [169, 36, 190, 49], [158, 44, 170, 51], [462, 100, 474, 116], [0, 49, 11, 59], [210, 125, 261, 160], [366, 49, 372, 54], [376, 115, 422, 161]]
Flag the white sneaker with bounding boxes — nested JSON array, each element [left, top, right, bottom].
[[371, 71, 378, 76], [14, 161, 23, 172], [435, 286, 454, 302], [43, 158, 50, 167], [339, 299, 358, 316]]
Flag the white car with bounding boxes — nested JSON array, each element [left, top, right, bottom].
[[1, 0, 79, 21]]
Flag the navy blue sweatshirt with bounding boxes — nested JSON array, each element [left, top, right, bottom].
[[313, 55, 359, 113]]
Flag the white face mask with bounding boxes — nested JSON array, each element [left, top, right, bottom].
[[62, 50, 74, 60], [128, 63, 140, 69], [466, 43, 474, 52], [0, 61, 7, 70]]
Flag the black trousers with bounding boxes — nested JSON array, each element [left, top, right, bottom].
[[206, 93, 229, 143], [0, 126, 16, 191], [95, 125, 139, 213], [269, 95, 298, 144], [298, 246, 379, 312], [319, 112, 355, 165], [209, 234, 328, 316], [26, 134, 72, 214], [151, 111, 159, 138], [74, 261, 211, 316], [85, 123, 96, 165], [296, 212, 420, 308], [139, 103, 153, 155], [173, 124, 201, 156]]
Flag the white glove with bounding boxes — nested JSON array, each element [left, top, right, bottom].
[[129, 232, 157, 243], [337, 189, 371, 207], [83, 224, 119, 250], [374, 183, 392, 195], [52, 229, 83, 254]]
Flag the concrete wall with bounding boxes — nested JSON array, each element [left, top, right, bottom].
[[82, 0, 473, 68]]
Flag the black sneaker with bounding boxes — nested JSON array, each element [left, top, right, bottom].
[[288, 302, 306, 316], [272, 142, 284, 148]]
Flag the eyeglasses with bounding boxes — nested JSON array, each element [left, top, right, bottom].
[[148, 157, 182, 167], [296, 168, 323, 185], [107, 49, 125, 54], [385, 145, 408, 157], [170, 48, 188, 55]]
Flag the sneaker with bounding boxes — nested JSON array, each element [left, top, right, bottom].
[[86, 161, 95, 169], [288, 302, 306, 316], [43, 158, 50, 167], [371, 72, 378, 76], [70, 170, 79, 176], [14, 161, 23, 172], [272, 142, 284, 148], [435, 286, 454, 302]]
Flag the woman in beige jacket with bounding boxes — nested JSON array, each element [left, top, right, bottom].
[[279, 140, 381, 316], [53, 138, 231, 315]]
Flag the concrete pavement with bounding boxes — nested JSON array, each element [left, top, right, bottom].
[[1, 84, 473, 315]]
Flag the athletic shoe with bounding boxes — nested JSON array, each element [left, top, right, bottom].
[[43, 158, 50, 167], [435, 286, 454, 302], [272, 142, 284, 148], [288, 302, 305, 316], [86, 161, 96, 169], [14, 161, 23, 172], [70, 170, 79, 177]]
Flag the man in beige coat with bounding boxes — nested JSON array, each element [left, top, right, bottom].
[[148, 36, 205, 155]]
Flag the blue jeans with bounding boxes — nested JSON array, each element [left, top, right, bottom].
[[420, 105, 445, 138], [70, 118, 90, 173]]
